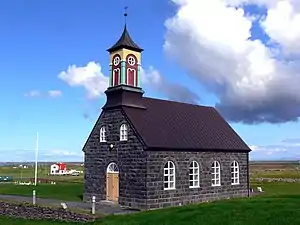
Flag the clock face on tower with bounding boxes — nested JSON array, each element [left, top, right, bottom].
[[113, 56, 120, 66]]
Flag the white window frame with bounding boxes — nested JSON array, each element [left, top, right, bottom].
[[128, 56, 136, 66], [112, 68, 120, 86], [189, 161, 200, 188], [164, 161, 176, 190], [126, 68, 136, 86], [113, 56, 120, 66], [231, 161, 240, 185], [107, 162, 119, 173], [120, 124, 128, 141], [100, 126, 106, 142], [212, 161, 221, 187]]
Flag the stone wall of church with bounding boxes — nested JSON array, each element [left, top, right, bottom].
[[145, 150, 249, 210], [83, 108, 148, 209]]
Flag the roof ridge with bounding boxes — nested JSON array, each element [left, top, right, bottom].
[[143, 96, 212, 109]]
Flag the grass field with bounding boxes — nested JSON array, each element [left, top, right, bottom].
[[0, 163, 84, 183], [250, 161, 300, 179], [0, 161, 300, 224], [0, 163, 84, 201], [0, 190, 300, 225], [0, 182, 83, 201]]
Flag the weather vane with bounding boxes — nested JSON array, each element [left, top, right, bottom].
[[124, 6, 128, 25]]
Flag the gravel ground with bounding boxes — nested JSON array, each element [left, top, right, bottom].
[[0, 194, 139, 215]]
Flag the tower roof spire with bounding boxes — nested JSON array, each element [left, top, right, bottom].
[[107, 7, 143, 53], [124, 6, 128, 25]]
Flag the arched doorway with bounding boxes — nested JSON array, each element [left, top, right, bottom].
[[106, 162, 119, 202]]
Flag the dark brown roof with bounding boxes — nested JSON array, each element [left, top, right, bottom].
[[107, 25, 143, 53], [122, 97, 251, 151]]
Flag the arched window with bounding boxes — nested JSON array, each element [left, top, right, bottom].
[[120, 124, 128, 141], [231, 161, 239, 185], [107, 162, 119, 173], [100, 126, 106, 142], [164, 161, 175, 190], [189, 161, 200, 188], [212, 161, 221, 186], [127, 68, 136, 86], [113, 68, 120, 86]]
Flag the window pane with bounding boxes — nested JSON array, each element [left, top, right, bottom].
[[189, 169, 193, 174], [170, 182, 174, 188], [195, 168, 198, 174], [164, 182, 168, 188], [195, 175, 198, 180], [164, 176, 168, 182], [189, 175, 193, 181], [170, 175, 174, 181], [170, 169, 174, 174], [190, 181, 193, 186], [194, 181, 199, 186]]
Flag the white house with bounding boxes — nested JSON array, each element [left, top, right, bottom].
[[50, 163, 67, 175]]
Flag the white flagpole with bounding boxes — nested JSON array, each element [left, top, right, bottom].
[[34, 132, 39, 186]]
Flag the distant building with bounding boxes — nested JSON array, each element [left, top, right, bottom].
[[18, 165, 28, 169], [50, 163, 67, 175]]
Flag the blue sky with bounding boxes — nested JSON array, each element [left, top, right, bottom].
[[0, 0, 300, 162]]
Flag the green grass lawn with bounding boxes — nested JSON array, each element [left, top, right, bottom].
[[0, 194, 300, 225], [251, 170, 300, 179], [0, 164, 84, 183], [0, 182, 83, 201], [251, 181, 300, 196]]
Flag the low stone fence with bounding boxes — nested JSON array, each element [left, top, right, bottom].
[[253, 178, 300, 183], [0, 201, 95, 223]]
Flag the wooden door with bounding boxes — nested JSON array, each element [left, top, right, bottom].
[[106, 173, 119, 202]]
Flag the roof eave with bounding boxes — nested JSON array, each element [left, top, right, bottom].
[[106, 45, 144, 53]]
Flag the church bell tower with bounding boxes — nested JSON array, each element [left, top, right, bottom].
[[107, 24, 143, 88], [103, 9, 145, 109]]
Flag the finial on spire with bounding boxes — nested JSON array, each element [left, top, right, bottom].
[[124, 6, 128, 25]]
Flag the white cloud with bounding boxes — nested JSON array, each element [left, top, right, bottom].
[[250, 139, 300, 160], [24, 90, 41, 97], [142, 66, 200, 104], [261, 0, 300, 54], [141, 66, 163, 86], [0, 149, 83, 162], [164, 0, 300, 123], [48, 90, 62, 97], [58, 62, 109, 99], [24, 90, 63, 98], [59, 61, 199, 104], [42, 149, 82, 157]]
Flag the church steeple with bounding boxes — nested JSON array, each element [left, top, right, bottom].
[[107, 25, 143, 53], [107, 8, 143, 89], [103, 8, 145, 110]]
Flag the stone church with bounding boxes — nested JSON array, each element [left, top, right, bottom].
[[83, 24, 251, 210]]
